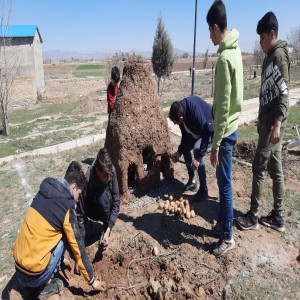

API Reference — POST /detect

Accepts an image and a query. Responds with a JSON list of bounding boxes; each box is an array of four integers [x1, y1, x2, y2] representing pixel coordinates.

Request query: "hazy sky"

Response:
[[9, 0, 300, 54]]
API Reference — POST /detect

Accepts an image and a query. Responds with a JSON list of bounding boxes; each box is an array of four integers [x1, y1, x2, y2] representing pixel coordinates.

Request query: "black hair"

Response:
[[256, 11, 278, 37], [94, 148, 113, 175], [111, 66, 120, 83], [169, 101, 184, 122], [206, 0, 227, 33], [64, 161, 87, 191]]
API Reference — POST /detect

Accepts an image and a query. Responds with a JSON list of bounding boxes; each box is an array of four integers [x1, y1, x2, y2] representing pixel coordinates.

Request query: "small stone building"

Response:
[[0, 25, 45, 105], [105, 61, 173, 197]]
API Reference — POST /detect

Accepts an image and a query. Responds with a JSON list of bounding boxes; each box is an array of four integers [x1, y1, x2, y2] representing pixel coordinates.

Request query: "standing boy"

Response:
[[107, 66, 120, 117], [169, 96, 214, 201], [206, 0, 243, 256], [13, 161, 103, 299], [236, 12, 289, 232]]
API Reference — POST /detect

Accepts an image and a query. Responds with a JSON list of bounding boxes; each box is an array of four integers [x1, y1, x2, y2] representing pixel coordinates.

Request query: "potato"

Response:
[[153, 246, 159, 256], [185, 211, 191, 219], [159, 202, 164, 209], [184, 200, 189, 206], [190, 210, 196, 218], [169, 195, 173, 201]]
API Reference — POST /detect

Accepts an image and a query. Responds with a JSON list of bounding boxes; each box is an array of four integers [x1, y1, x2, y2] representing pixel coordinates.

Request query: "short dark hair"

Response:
[[169, 101, 184, 122], [64, 161, 86, 191], [94, 148, 113, 175], [206, 0, 227, 33], [111, 66, 120, 83], [256, 12, 278, 37]]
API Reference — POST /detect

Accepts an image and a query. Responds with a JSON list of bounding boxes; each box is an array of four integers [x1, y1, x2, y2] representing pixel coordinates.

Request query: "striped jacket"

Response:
[[13, 178, 94, 284]]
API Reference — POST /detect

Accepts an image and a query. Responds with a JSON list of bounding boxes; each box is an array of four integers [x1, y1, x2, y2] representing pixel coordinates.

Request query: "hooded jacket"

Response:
[[259, 40, 290, 124], [13, 178, 94, 285], [76, 164, 120, 237], [177, 96, 213, 158], [213, 29, 244, 149]]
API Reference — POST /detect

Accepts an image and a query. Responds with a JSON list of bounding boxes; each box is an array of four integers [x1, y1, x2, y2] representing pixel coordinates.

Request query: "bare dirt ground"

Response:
[[2, 134, 300, 300], [1, 61, 299, 299]]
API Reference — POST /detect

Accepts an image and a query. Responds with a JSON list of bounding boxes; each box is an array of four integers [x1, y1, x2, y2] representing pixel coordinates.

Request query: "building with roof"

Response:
[[0, 25, 44, 105]]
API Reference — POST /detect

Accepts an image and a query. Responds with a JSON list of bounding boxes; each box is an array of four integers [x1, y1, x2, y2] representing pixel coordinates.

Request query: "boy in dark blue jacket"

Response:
[[169, 96, 214, 201]]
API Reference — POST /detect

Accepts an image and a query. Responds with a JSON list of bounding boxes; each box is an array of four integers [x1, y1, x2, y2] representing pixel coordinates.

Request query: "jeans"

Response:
[[250, 122, 285, 214], [15, 237, 66, 288], [216, 130, 237, 240], [183, 135, 213, 192]]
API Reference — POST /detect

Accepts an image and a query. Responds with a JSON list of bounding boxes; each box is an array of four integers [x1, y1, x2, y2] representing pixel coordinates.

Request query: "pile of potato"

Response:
[[158, 195, 196, 219]]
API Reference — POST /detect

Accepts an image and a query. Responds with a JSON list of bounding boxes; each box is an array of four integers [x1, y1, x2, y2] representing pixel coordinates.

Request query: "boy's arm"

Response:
[[107, 167, 120, 230], [63, 208, 94, 285], [273, 53, 289, 122], [212, 57, 231, 150]]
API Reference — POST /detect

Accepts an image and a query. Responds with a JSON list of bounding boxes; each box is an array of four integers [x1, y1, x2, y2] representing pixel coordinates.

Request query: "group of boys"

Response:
[[12, 0, 290, 299], [169, 1, 289, 257]]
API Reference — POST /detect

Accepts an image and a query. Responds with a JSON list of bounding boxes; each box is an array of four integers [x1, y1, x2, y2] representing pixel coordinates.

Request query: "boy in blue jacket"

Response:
[[169, 95, 214, 201]]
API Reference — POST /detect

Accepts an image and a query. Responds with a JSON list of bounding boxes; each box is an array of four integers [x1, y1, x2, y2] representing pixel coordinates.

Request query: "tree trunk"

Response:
[[3, 113, 9, 136], [157, 77, 161, 96]]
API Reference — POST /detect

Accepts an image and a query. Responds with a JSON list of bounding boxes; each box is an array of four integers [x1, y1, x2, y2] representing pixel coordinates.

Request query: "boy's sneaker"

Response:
[[193, 189, 208, 202], [38, 278, 64, 299], [182, 178, 197, 192], [260, 210, 285, 232], [236, 210, 259, 230], [212, 238, 235, 257]]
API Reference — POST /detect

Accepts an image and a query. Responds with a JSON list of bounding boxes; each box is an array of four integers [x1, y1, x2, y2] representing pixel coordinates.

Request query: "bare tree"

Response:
[[202, 48, 209, 69], [287, 26, 300, 61], [0, 0, 19, 136], [151, 15, 175, 95], [253, 40, 265, 67]]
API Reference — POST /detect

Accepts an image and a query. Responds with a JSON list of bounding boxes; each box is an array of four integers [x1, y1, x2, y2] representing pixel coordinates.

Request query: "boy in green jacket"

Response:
[[236, 12, 289, 233], [206, 0, 243, 257]]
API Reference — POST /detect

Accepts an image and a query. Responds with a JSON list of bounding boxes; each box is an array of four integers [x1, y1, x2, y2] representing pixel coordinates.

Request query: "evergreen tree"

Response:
[[151, 16, 174, 95]]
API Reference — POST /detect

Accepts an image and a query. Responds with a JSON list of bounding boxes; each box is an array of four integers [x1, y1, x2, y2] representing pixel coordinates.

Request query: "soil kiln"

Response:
[[105, 61, 173, 196]]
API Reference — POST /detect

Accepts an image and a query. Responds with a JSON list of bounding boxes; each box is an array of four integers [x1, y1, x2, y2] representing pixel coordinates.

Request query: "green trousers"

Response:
[[250, 121, 286, 215]]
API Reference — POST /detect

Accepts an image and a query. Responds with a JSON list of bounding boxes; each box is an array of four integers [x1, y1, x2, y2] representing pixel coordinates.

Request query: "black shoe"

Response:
[[193, 189, 208, 202], [38, 278, 63, 299], [182, 178, 197, 192], [236, 210, 259, 230], [260, 210, 285, 232]]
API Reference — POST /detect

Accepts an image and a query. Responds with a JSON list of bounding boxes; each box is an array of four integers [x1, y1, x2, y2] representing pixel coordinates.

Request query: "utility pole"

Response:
[[191, 0, 198, 95]]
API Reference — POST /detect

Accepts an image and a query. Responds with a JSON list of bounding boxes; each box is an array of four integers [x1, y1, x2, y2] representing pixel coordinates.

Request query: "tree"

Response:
[[253, 40, 265, 67], [0, 0, 18, 136], [287, 26, 300, 61], [151, 15, 174, 95]]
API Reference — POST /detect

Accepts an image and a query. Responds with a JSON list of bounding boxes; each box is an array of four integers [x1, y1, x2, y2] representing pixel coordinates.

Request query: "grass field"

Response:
[[73, 64, 105, 77]]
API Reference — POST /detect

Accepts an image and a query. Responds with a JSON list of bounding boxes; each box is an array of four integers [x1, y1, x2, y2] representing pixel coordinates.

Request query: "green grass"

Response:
[[9, 102, 79, 124], [73, 64, 105, 77], [243, 81, 260, 100]]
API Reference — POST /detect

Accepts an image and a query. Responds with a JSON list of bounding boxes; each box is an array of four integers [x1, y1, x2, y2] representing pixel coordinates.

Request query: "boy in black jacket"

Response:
[[169, 96, 214, 201], [77, 148, 120, 248]]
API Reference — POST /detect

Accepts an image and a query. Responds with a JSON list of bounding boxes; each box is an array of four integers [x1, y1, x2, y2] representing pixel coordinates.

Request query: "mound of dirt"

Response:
[[234, 139, 256, 163]]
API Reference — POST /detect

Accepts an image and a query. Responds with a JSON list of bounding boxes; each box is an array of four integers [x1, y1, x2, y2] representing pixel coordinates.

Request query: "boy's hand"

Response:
[[191, 159, 200, 170], [101, 228, 111, 248], [210, 148, 219, 168], [92, 279, 106, 291], [171, 152, 181, 163], [270, 121, 281, 144]]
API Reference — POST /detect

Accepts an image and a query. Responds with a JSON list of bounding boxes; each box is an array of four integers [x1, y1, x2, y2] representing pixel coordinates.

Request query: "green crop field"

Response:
[[73, 64, 105, 77]]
